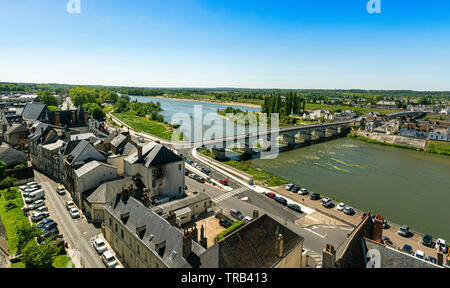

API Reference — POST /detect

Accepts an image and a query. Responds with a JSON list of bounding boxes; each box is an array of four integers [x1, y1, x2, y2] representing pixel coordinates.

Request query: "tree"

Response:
[[22, 239, 59, 268], [83, 103, 106, 120], [39, 90, 58, 106], [0, 161, 6, 180], [16, 223, 39, 253]]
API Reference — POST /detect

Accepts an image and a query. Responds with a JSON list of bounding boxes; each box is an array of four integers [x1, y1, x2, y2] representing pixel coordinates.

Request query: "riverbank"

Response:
[[154, 96, 262, 108], [349, 131, 450, 156], [111, 112, 175, 141], [198, 149, 287, 187]]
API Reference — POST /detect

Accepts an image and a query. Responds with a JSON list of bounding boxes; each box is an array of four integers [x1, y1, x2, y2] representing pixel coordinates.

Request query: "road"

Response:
[[34, 171, 104, 268]]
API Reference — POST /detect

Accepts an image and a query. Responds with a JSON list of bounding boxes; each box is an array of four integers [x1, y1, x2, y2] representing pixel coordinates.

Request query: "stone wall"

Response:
[[357, 131, 428, 150]]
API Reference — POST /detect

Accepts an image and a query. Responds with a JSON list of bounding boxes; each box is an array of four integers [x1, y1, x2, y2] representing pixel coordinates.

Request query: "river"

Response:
[[132, 96, 450, 239], [244, 137, 450, 240]]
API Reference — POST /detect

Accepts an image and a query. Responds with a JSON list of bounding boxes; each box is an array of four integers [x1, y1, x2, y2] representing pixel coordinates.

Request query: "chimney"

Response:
[[200, 225, 208, 249], [167, 211, 177, 226], [120, 187, 130, 201], [322, 244, 336, 268], [137, 145, 143, 158], [276, 234, 284, 258], [373, 214, 384, 244], [182, 226, 197, 259]]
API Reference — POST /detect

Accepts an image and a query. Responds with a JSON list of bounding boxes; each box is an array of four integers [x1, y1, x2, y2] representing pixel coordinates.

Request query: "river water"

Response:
[[133, 96, 450, 239], [244, 137, 450, 239]]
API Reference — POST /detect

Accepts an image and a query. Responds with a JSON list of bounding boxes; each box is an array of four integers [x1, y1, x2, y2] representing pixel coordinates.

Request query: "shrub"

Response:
[[215, 221, 245, 242]]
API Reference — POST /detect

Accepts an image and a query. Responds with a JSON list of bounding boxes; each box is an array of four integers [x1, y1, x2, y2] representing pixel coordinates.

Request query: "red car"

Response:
[[219, 179, 228, 186], [265, 192, 276, 199]]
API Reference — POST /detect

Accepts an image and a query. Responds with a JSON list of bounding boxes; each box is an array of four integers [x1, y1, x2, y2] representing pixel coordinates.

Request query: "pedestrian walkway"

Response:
[[212, 187, 248, 204]]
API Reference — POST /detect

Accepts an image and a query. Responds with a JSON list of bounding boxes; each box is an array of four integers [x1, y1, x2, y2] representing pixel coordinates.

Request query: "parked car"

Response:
[[427, 256, 437, 264], [436, 239, 448, 253], [230, 209, 243, 221], [287, 203, 302, 213], [219, 217, 232, 228], [402, 244, 413, 254], [189, 174, 197, 180], [36, 219, 54, 229], [70, 208, 81, 219], [322, 198, 333, 208], [422, 234, 433, 247], [243, 216, 254, 224], [292, 186, 301, 193], [186, 160, 193, 164], [398, 225, 410, 237], [56, 186, 66, 195], [23, 187, 40, 197], [43, 221, 58, 231], [382, 236, 393, 245], [337, 203, 346, 211], [25, 189, 45, 203], [196, 176, 205, 183], [202, 168, 211, 174], [274, 196, 288, 206], [298, 188, 309, 195], [20, 182, 38, 190], [383, 220, 389, 229], [31, 211, 50, 222], [344, 206, 354, 215], [265, 192, 276, 199], [65, 201, 76, 211], [361, 212, 369, 219], [39, 228, 59, 241], [28, 199, 45, 210], [415, 250, 425, 260], [93, 238, 108, 254], [102, 251, 117, 268], [310, 193, 321, 200], [185, 169, 189, 176], [36, 206, 48, 213], [285, 184, 295, 191], [219, 179, 228, 186], [137, 137, 145, 143]]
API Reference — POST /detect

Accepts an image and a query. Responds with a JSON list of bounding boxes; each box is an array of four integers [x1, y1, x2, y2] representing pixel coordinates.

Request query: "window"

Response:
[[137, 245, 140, 256], [115, 223, 118, 232], [109, 217, 112, 227], [152, 179, 155, 188], [159, 178, 162, 186], [121, 229, 124, 239], [178, 164, 181, 171], [178, 187, 182, 194], [152, 169, 156, 176]]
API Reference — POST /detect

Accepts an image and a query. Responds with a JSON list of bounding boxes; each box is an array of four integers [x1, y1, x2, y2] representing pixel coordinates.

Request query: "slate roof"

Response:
[[21, 103, 48, 121], [85, 177, 137, 204], [125, 142, 182, 167], [41, 139, 65, 151], [75, 160, 117, 178], [121, 142, 135, 156], [111, 134, 127, 148], [5, 123, 28, 135], [153, 192, 211, 215], [105, 196, 205, 268], [70, 133, 96, 141], [0, 144, 27, 167], [216, 214, 304, 268]]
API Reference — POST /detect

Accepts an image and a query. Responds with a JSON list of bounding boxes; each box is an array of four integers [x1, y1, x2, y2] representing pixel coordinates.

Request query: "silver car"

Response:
[[28, 200, 45, 210], [102, 251, 117, 268]]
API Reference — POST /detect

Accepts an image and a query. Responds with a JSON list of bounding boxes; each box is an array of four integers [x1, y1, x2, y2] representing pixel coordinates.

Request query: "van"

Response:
[[25, 189, 45, 204], [230, 209, 243, 221]]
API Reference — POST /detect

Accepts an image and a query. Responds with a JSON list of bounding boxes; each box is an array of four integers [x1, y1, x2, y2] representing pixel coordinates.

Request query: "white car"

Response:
[[298, 188, 309, 195], [436, 239, 448, 252], [415, 250, 425, 260], [28, 199, 45, 210], [36, 206, 48, 213], [31, 211, 50, 222], [65, 201, 76, 210], [285, 184, 294, 191], [70, 208, 80, 219], [56, 186, 66, 195], [102, 251, 117, 268], [93, 238, 107, 254], [344, 206, 354, 215], [244, 216, 254, 223], [322, 198, 333, 208], [337, 203, 346, 211]]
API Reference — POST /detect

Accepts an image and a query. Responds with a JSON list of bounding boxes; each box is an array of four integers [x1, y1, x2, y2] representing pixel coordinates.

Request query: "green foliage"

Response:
[[69, 86, 119, 107], [39, 90, 58, 106], [22, 240, 59, 268], [0, 161, 6, 180], [114, 95, 131, 113], [0, 177, 18, 189], [0, 198, 29, 254], [112, 112, 173, 141], [215, 221, 245, 241], [14, 164, 26, 169], [83, 103, 106, 120], [16, 223, 39, 253], [48, 106, 62, 111]]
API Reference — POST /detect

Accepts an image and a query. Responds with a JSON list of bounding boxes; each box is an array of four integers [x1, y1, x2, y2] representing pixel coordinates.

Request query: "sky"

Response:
[[0, 0, 449, 90]]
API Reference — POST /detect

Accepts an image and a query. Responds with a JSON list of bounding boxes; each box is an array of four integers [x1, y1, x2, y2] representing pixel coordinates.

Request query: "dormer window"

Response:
[[120, 212, 130, 224], [136, 225, 146, 239]]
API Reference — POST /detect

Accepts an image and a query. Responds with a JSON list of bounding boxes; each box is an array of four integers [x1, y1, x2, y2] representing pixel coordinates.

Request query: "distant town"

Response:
[[0, 82, 448, 269]]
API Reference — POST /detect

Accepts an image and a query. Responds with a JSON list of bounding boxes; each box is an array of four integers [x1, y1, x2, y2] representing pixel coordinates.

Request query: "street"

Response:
[[34, 171, 104, 268]]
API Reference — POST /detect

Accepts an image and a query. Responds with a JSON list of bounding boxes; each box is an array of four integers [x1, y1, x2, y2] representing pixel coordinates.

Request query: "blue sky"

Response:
[[0, 0, 449, 90]]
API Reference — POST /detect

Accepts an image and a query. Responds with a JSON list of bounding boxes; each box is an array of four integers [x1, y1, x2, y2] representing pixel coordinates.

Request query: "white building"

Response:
[[124, 142, 185, 202], [74, 161, 118, 203]]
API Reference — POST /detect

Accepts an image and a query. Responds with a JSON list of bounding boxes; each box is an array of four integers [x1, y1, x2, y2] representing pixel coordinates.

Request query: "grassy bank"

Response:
[[198, 149, 287, 187], [112, 112, 174, 141], [348, 132, 450, 156]]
